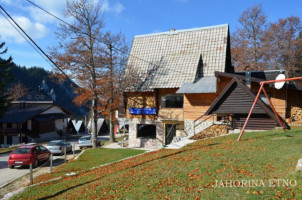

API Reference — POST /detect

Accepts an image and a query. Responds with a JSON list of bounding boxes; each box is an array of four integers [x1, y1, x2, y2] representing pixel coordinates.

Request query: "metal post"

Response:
[[64, 147, 67, 163], [237, 83, 264, 141], [73, 143, 75, 158], [29, 163, 33, 185], [50, 154, 53, 174]]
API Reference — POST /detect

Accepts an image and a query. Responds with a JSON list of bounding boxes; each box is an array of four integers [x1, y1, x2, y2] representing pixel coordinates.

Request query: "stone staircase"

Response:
[[166, 121, 218, 149]]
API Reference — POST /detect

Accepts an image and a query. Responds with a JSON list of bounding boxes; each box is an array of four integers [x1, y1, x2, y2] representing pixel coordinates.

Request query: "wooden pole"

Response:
[[29, 163, 33, 185], [73, 143, 75, 158], [50, 154, 53, 174], [64, 147, 67, 163]]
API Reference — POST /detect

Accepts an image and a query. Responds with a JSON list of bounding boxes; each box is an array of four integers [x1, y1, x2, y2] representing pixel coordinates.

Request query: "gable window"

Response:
[[161, 95, 183, 108]]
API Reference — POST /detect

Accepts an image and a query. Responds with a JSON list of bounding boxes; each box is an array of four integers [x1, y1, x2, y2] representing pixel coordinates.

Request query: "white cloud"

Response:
[[27, 0, 66, 23], [0, 16, 48, 43], [101, 0, 124, 14]]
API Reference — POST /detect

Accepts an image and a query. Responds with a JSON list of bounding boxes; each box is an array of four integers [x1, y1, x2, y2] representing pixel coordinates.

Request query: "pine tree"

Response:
[[0, 42, 13, 117]]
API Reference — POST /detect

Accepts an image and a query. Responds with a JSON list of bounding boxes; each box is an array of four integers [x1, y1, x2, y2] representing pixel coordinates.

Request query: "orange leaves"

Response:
[[265, 164, 277, 171], [187, 172, 202, 180], [215, 167, 226, 173]]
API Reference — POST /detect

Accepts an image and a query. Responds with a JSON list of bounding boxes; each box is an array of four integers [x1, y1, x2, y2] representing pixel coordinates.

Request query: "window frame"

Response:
[[161, 95, 183, 108], [137, 124, 156, 139]]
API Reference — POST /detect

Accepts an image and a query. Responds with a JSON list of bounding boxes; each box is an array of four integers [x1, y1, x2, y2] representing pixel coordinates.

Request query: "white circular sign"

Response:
[[274, 74, 286, 89]]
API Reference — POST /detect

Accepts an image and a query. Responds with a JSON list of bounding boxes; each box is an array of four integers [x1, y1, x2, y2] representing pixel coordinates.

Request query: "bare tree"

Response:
[[263, 16, 302, 76], [100, 32, 128, 143], [232, 4, 267, 71], [50, 0, 105, 148], [10, 81, 28, 100]]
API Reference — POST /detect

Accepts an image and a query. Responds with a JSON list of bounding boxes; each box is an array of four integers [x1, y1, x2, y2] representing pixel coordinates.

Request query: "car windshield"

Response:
[[48, 142, 62, 146], [79, 137, 90, 141], [13, 148, 31, 154]]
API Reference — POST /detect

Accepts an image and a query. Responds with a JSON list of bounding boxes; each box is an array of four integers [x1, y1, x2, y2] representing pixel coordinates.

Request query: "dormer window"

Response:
[[35, 95, 40, 99], [41, 95, 44, 99], [27, 95, 31, 99]]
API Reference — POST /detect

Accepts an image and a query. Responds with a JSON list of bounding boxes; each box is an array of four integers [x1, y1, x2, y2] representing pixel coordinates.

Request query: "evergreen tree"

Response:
[[0, 42, 13, 117]]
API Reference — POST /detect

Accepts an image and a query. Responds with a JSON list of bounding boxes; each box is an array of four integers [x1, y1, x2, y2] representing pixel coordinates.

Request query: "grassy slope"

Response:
[[14, 128, 302, 199], [34, 148, 145, 183]]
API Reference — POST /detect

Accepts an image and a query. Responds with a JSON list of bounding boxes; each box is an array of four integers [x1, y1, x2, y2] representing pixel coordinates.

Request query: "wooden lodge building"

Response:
[[123, 24, 302, 148]]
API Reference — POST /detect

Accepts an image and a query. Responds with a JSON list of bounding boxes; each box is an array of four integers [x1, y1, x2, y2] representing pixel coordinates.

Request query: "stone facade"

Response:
[[128, 118, 164, 148]]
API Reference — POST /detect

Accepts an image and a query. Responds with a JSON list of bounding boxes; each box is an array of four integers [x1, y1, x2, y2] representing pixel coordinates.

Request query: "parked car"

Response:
[[45, 140, 72, 154], [8, 145, 51, 168], [78, 135, 100, 149]]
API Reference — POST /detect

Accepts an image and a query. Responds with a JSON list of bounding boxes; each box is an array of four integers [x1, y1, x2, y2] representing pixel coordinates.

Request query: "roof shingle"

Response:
[[125, 24, 230, 92]]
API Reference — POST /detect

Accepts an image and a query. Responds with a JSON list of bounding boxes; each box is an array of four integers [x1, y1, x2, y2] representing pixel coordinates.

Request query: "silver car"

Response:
[[46, 140, 72, 154], [78, 136, 100, 149]]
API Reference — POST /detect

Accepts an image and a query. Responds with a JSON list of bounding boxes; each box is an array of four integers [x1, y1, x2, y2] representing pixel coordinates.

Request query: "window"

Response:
[[41, 95, 44, 99], [33, 146, 41, 154], [35, 95, 40, 99], [161, 95, 183, 108], [137, 124, 156, 138], [27, 95, 31, 99], [6, 123, 12, 129]]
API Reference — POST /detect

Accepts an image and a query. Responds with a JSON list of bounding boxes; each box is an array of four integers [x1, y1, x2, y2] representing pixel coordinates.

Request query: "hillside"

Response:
[[8, 62, 88, 116], [12, 128, 302, 199]]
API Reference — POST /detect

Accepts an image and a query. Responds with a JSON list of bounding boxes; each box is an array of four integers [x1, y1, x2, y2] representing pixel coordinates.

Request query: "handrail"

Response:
[[193, 114, 216, 135]]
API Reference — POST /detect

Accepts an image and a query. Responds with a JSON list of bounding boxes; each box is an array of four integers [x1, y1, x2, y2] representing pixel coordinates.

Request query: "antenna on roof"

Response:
[[274, 74, 286, 90]]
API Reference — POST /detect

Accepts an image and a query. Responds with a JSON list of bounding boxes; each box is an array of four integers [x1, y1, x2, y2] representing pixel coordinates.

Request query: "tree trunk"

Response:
[[109, 45, 116, 143], [91, 98, 98, 148]]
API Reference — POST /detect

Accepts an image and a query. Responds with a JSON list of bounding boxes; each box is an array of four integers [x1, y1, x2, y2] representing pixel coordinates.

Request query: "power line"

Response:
[[0, 5, 70, 80], [25, 0, 194, 76], [0, 9, 56, 72]]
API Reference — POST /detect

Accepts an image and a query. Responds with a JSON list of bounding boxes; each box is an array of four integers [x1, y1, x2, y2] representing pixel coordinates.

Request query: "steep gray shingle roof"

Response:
[[125, 24, 230, 92]]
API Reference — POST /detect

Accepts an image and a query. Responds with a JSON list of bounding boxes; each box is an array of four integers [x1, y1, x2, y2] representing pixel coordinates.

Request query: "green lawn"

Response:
[[13, 128, 302, 199], [34, 148, 146, 183]]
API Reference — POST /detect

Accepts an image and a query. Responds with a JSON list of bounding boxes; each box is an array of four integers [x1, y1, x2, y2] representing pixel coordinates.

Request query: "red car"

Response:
[[8, 145, 51, 169]]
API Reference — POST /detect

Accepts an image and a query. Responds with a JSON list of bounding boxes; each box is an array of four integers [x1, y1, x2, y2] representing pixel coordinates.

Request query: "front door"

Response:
[[165, 124, 176, 145]]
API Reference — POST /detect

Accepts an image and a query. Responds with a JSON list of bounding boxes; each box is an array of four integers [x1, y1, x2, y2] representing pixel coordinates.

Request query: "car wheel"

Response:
[[34, 159, 39, 168], [8, 165, 14, 169]]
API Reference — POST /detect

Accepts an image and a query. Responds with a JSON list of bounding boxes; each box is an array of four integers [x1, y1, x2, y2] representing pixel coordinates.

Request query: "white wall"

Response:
[[42, 106, 65, 114], [55, 119, 65, 130]]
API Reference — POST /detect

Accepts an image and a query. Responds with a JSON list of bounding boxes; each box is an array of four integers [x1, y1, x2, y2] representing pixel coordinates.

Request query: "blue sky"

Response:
[[0, 0, 302, 71]]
